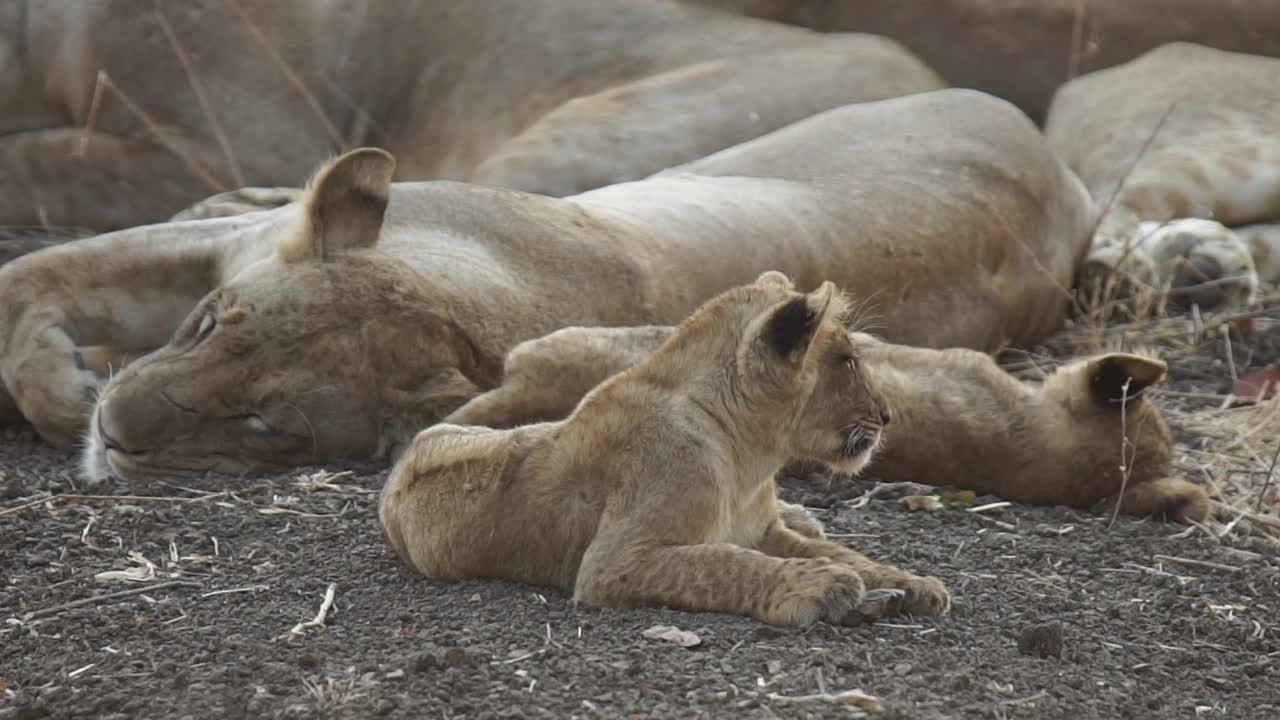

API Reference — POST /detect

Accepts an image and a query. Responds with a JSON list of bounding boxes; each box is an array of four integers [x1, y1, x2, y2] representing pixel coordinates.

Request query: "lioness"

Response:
[[446, 323, 1208, 522], [0, 0, 941, 232], [682, 0, 1280, 123], [379, 272, 951, 625], [0, 90, 1094, 484], [1046, 43, 1280, 309]]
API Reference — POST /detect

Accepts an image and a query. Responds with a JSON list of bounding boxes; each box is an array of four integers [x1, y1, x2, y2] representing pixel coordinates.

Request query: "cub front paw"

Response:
[[895, 574, 951, 617], [770, 560, 866, 627]]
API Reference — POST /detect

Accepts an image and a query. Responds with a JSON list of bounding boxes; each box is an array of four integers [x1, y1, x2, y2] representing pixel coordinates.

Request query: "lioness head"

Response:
[[721, 271, 891, 475], [84, 149, 494, 483]]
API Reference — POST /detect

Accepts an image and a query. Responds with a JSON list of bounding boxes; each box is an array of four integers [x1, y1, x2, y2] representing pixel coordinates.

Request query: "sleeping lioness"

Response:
[[379, 272, 951, 625], [0, 0, 941, 232], [0, 90, 1094, 484]]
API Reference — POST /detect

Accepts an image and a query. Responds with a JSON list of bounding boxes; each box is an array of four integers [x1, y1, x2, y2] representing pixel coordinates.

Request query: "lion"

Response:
[[680, 0, 1280, 124], [0, 90, 1094, 485], [1045, 43, 1280, 309], [445, 321, 1208, 523], [378, 271, 951, 626], [0, 0, 942, 233]]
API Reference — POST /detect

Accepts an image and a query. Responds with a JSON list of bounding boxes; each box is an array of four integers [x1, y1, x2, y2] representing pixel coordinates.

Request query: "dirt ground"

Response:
[[2, 313, 1280, 719]]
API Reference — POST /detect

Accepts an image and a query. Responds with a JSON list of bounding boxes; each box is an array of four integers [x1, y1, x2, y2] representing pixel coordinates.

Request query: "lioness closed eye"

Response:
[[379, 271, 950, 626]]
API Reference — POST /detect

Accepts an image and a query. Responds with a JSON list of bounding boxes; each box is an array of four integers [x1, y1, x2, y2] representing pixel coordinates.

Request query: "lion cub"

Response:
[[379, 272, 950, 626]]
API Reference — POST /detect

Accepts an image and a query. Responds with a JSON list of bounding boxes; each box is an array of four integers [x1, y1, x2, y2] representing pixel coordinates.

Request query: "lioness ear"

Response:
[[762, 282, 836, 360], [1087, 353, 1167, 404], [279, 147, 396, 262]]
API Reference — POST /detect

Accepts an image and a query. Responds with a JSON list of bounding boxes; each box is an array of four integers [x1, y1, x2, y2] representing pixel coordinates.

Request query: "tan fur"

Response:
[[1046, 43, 1280, 309], [0, 0, 942, 232], [0, 90, 1094, 482], [379, 273, 949, 625], [451, 329, 1208, 523], [680, 0, 1280, 124]]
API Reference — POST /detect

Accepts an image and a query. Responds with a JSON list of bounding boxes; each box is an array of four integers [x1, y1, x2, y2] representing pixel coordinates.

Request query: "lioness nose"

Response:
[[879, 406, 892, 426]]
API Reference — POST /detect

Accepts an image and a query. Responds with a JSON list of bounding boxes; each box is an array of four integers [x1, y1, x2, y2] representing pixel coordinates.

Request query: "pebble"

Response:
[[1018, 621, 1065, 659]]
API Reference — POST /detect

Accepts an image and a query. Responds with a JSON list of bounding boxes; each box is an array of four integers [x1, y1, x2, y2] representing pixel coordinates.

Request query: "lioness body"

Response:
[[683, 0, 1280, 123], [0, 0, 941, 231], [1047, 43, 1280, 307], [380, 274, 950, 625], [0, 90, 1095, 483]]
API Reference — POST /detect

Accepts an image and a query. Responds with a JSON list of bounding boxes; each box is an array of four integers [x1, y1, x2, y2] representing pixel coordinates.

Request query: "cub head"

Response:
[[730, 272, 890, 475], [84, 148, 494, 483], [1039, 350, 1197, 517]]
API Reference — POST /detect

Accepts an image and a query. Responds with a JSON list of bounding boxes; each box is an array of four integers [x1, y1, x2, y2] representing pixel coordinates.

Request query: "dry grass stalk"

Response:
[[153, 6, 245, 187]]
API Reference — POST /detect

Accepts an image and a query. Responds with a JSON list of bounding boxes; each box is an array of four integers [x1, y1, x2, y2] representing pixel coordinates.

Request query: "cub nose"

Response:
[[879, 406, 892, 426]]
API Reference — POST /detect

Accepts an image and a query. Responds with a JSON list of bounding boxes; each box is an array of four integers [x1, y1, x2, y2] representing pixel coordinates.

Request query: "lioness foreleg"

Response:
[[574, 538, 869, 627], [756, 521, 951, 618]]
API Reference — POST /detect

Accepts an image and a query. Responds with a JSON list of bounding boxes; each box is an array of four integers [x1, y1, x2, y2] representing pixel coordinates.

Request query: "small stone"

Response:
[[411, 652, 439, 673], [442, 647, 468, 668], [752, 626, 784, 641], [1018, 621, 1064, 659], [765, 660, 783, 675], [24, 552, 53, 568], [893, 662, 912, 676], [296, 654, 321, 671], [1205, 676, 1231, 691], [384, 668, 405, 680]]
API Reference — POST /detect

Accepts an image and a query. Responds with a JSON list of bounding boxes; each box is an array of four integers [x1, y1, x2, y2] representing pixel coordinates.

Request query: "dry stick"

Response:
[[153, 6, 245, 188], [281, 582, 338, 639], [1067, 0, 1087, 81], [1255, 443, 1280, 513], [1108, 378, 1134, 529], [1154, 554, 1243, 574], [0, 492, 226, 518], [1080, 102, 1180, 317], [226, 0, 346, 150], [21, 581, 201, 621], [79, 70, 226, 194]]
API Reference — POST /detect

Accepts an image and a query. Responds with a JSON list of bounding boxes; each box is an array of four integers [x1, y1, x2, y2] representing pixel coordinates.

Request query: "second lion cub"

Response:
[[379, 272, 949, 626]]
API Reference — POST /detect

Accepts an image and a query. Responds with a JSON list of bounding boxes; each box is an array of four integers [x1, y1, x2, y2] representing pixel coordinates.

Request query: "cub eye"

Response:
[[195, 313, 216, 342], [839, 353, 857, 370], [242, 415, 270, 433]]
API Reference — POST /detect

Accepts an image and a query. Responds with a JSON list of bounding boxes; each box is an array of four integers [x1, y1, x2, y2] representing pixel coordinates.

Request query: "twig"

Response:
[[1067, 0, 1087, 80], [21, 581, 201, 621], [1109, 378, 1133, 529], [280, 582, 337, 639], [0, 493, 224, 517], [200, 585, 270, 599], [1153, 554, 1242, 574], [764, 689, 881, 710], [970, 513, 1017, 531], [226, 0, 346, 149], [1255, 443, 1280, 513], [79, 71, 225, 193], [153, 5, 245, 187]]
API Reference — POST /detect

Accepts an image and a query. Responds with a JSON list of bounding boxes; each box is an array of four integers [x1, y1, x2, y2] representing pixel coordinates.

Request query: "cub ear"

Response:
[[762, 281, 836, 360], [279, 147, 396, 263], [754, 270, 795, 291], [1087, 353, 1167, 404]]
